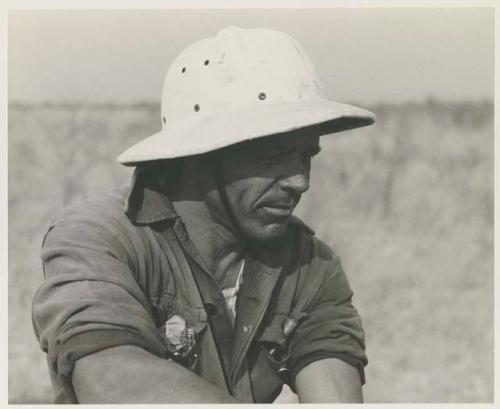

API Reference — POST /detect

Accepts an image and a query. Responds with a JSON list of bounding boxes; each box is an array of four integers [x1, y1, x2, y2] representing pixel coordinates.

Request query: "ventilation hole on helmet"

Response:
[[162, 116, 166, 124], [194, 104, 200, 112], [181, 67, 186, 73], [204, 60, 210, 66], [258, 92, 267, 100]]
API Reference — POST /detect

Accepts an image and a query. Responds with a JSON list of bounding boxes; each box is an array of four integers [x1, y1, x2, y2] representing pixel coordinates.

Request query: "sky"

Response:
[[7, 8, 494, 104]]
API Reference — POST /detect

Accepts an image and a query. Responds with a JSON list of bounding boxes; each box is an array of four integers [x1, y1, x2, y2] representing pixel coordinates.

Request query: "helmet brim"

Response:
[[117, 98, 375, 166]]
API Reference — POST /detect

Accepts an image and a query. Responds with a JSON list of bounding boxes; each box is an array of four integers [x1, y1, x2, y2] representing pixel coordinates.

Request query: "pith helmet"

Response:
[[117, 26, 375, 166]]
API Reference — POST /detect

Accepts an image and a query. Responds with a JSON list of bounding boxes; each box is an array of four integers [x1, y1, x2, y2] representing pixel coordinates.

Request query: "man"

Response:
[[32, 27, 375, 403]]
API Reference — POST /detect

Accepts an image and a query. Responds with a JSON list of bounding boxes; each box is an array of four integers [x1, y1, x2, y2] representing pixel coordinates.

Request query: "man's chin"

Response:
[[247, 221, 289, 243]]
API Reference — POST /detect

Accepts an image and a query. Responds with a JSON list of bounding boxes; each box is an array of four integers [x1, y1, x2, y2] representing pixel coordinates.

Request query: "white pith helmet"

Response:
[[117, 26, 375, 166]]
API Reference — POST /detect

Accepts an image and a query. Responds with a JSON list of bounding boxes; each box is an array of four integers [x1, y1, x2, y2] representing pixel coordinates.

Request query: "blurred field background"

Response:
[[8, 99, 493, 403]]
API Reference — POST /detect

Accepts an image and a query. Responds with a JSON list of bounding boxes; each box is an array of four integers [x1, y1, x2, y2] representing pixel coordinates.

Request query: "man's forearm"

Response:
[[295, 358, 363, 403], [72, 345, 238, 403]]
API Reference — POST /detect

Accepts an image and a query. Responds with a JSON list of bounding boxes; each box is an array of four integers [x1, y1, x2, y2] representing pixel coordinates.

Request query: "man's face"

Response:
[[206, 130, 321, 242]]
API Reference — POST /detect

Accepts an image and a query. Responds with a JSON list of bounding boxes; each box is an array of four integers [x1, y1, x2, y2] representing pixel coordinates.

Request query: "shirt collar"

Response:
[[124, 167, 178, 225]]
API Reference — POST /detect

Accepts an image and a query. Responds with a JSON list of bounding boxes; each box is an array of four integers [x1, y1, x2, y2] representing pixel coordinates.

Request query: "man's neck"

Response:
[[172, 199, 247, 283]]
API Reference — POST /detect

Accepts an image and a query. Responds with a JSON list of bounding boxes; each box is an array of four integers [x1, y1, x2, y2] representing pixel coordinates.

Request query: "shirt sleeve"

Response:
[[287, 242, 367, 389], [32, 212, 168, 401]]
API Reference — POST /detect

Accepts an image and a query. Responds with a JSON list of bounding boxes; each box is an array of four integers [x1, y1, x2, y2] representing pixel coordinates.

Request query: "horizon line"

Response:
[[7, 97, 494, 110]]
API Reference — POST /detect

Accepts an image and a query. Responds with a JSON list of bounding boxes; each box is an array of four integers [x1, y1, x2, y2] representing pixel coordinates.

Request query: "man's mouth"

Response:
[[261, 206, 294, 217], [258, 200, 297, 217]]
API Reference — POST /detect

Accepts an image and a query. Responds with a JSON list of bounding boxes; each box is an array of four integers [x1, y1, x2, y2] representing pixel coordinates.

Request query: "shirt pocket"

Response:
[[258, 311, 309, 386], [149, 291, 176, 327], [155, 296, 207, 371], [259, 313, 289, 373]]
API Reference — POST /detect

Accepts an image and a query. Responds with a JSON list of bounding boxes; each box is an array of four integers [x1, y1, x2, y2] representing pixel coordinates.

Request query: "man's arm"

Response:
[[33, 208, 236, 403], [73, 345, 238, 403], [284, 236, 368, 403], [295, 357, 363, 403]]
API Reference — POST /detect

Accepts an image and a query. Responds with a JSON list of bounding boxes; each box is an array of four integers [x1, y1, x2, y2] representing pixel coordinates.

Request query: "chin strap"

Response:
[[210, 154, 246, 240]]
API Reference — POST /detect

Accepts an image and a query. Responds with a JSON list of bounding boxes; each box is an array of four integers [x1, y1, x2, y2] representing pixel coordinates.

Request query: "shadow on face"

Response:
[[136, 127, 322, 242], [215, 127, 321, 185], [204, 128, 321, 241]]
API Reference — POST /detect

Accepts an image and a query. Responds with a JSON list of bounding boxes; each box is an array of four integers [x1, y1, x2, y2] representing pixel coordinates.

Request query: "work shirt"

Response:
[[32, 169, 367, 403]]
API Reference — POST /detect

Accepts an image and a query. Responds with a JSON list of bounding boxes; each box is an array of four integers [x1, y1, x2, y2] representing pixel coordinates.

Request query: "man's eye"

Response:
[[268, 152, 283, 159], [255, 151, 282, 161]]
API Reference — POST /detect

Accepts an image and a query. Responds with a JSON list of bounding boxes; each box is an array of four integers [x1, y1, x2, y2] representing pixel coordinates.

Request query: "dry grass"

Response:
[[8, 100, 493, 403]]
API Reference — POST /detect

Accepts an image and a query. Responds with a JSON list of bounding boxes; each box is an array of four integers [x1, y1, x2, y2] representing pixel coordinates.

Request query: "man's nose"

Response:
[[278, 156, 310, 195]]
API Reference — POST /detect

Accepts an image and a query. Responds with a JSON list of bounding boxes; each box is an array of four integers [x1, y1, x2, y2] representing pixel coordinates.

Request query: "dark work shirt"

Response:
[[32, 172, 367, 403]]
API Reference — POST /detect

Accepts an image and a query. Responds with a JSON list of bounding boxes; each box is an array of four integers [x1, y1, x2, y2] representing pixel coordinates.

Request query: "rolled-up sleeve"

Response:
[[32, 214, 167, 401], [287, 249, 367, 388]]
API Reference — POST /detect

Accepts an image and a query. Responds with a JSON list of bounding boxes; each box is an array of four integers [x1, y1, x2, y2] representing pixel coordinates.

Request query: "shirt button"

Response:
[[203, 303, 217, 317], [243, 325, 250, 333]]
